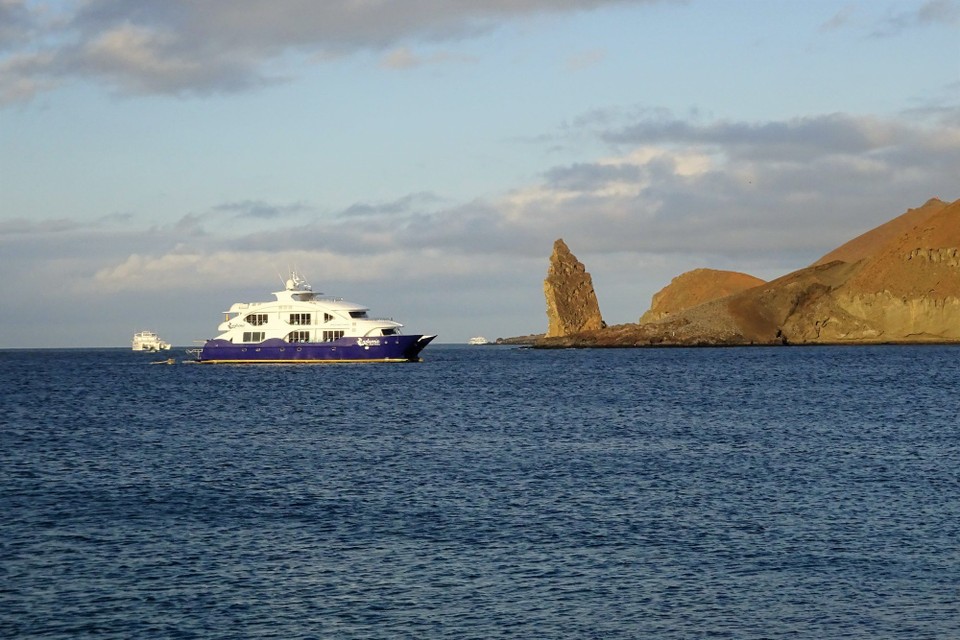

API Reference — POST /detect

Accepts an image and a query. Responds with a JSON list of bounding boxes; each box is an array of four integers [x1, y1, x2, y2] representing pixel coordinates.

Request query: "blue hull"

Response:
[[196, 335, 435, 364]]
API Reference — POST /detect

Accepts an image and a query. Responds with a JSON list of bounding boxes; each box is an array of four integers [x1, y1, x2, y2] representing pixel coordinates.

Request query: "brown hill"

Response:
[[813, 198, 948, 266], [845, 198, 960, 298], [639, 268, 765, 324], [537, 196, 960, 347]]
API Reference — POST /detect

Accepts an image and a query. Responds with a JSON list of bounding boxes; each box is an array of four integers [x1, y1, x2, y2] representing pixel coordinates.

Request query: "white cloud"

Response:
[[0, 51, 59, 104], [0, 0, 676, 103], [34, 109, 960, 291], [380, 46, 421, 69], [379, 46, 478, 69], [598, 147, 714, 177]]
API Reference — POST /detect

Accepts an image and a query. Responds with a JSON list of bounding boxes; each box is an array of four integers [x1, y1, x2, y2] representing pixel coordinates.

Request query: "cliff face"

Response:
[[794, 198, 960, 343], [543, 239, 604, 338], [538, 197, 960, 347]]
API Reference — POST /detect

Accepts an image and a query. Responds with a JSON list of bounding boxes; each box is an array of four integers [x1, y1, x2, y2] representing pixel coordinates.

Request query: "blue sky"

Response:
[[1, 0, 959, 347]]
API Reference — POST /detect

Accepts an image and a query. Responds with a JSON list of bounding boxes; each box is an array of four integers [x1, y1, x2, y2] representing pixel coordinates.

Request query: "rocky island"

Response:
[[535, 197, 960, 347]]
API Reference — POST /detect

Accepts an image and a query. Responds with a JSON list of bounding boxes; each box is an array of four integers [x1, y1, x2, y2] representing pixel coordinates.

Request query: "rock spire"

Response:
[[543, 239, 604, 337]]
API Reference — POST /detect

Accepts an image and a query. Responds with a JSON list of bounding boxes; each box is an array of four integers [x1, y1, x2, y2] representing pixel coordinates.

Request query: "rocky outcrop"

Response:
[[639, 268, 765, 324], [536, 197, 960, 348], [543, 239, 604, 338], [495, 333, 544, 345]]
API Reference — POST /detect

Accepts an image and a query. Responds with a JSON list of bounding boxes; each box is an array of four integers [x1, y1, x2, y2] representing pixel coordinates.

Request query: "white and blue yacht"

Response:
[[193, 272, 434, 363]]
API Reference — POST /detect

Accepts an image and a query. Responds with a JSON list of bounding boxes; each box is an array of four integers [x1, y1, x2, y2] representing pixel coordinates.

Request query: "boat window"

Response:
[[242, 331, 266, 343], [349, 311, 368, 319], [286, 331, 310, 343], [381, 328, 397, 336], [323, 313, 334, 323], [246, 313, 268, 326], [322, 330, 345, 342], [289, 313, 311, 325]]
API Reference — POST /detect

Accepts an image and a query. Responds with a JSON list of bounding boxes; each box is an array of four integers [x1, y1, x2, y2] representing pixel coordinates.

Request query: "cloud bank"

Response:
[[6, 108, 958, 290], [1, 0, 672, 103], [5, 0, 954, 104]]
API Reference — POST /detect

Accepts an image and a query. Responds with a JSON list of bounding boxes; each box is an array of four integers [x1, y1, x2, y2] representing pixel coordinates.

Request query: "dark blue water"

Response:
[[2, 345, 959, 638]]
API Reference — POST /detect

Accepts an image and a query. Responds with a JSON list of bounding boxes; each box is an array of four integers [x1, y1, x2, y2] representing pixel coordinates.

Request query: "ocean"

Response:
[[2, 344, 959, 639]]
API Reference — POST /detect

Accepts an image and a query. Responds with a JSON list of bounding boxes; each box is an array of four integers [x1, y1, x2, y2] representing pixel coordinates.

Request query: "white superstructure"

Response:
[[468, 336, 490, 345], [211, 271, 405, 344], [132, 330, 172, 352]]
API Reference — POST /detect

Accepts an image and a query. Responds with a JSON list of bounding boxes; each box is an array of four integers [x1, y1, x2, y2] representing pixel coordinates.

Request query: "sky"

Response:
[[1, 0, 959, 348]]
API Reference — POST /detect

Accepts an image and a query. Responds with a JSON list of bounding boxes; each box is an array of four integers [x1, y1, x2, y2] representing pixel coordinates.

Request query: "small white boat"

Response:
[[468, 336, 490, 346], [132, 330, 172, 352]]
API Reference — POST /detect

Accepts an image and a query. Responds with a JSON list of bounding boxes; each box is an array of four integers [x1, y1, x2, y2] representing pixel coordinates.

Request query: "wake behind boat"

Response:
[[192, 272, 435, 364]]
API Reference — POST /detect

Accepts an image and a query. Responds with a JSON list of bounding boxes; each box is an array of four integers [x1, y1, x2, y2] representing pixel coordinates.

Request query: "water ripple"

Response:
[[1, 345, 959, 638]]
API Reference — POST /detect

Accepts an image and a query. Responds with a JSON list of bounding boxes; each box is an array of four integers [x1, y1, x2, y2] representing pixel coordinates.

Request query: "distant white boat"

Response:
[[132, 330, 171, 352], [468, 336, 490, 346]]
